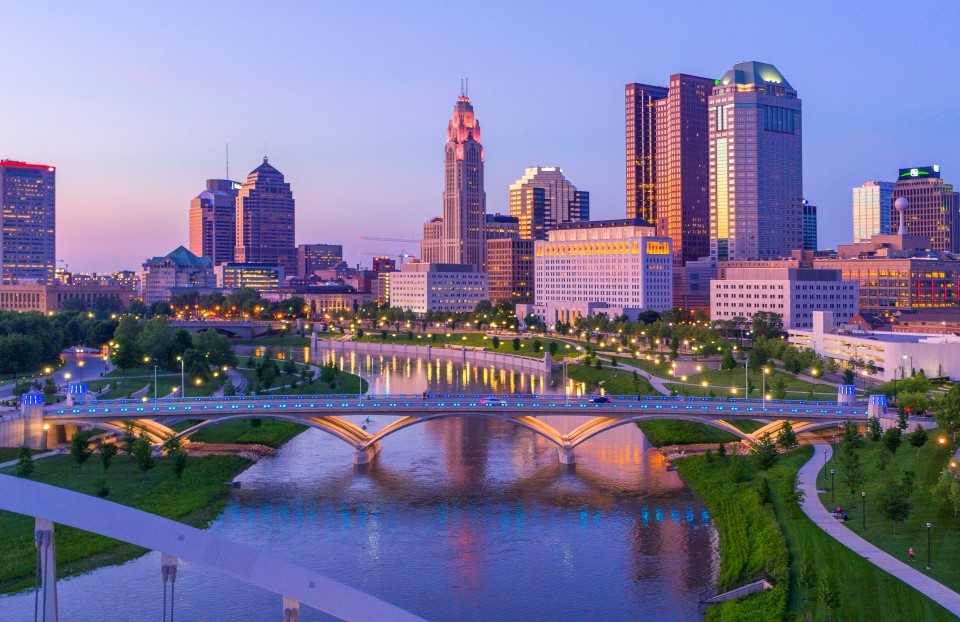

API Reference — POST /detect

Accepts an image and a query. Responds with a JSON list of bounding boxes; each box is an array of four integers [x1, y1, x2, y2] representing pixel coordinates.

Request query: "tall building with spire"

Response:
[[509, 166, 588, 240], [235, 157, 296, 274], [0, 160, 56, 284], [189, 179, 239, 265], [709, 61, 802, 261], [421, 85, 487, 270]]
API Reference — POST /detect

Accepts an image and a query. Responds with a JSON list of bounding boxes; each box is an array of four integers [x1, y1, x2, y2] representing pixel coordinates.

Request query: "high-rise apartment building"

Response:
[[484, 213, 520, 240], [420, 89, 486, 270], [487, 238, 533, 304], [509, 167, 588, 240], [0, 160, 56, 284], [802, 201, 817, 251], [853, 181, 894, 242], [625, 83, 668, 223], [892, 166, 960, 253], [189, 179, 239, 265], [235, 157, 296, 274], [709, 61, 803, 261]]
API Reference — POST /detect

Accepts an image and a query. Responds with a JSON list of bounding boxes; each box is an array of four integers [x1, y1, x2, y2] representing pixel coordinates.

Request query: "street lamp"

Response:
[[762, 367, 770, 411], [177, 356, 185, 399], [926, 522, 932, 569], [153, 365, 159, 402], [78, 360, 85, 382], [903, 354, 914, 377], [831, 469, 836, 504], [861, 491, 866, 531], [702, 380, 708, 397], [744, 358, 749, 399]]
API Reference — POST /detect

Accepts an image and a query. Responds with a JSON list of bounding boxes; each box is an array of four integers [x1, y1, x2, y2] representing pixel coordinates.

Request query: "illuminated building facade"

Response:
[[891, 166, 960, 253], [420, 88, 486, 270], [711, 265, 857, 329], [0, 160, 56, 284], [487, 238, 533, 304], [214, 263, 284, 290], [141, 246, 216, 305], [235, 157, 296, 274], [625, 83, 668, 223], [709, 61, 803, 261], [297, 243, 343, 276], [484, 213, 520, 240], [189, 179, 239, 265], [0, 283, 130, 313], [853, 181, 894, 242], [530, 219, 673, 324], [509, 167, 589, 240]]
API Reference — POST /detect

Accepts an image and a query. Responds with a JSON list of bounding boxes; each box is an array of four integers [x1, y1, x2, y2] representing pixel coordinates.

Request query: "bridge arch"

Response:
[[565, 413, 756, 448], [54, 418, 174, 445]]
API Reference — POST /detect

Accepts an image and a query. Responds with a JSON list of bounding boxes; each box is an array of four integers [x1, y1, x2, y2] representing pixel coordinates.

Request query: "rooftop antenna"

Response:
[[225, 141, 229, 180], [466, 77, 468, 97], [460, 77, 464, 97], [264, 140, 268, 163]]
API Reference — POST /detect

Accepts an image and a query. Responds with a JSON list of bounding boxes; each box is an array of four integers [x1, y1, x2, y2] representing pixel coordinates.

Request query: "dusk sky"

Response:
[[4, 2, 959, 273]]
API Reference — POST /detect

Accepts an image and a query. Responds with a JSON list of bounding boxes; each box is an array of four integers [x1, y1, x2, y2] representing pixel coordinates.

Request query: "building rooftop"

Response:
[[554, 218, 652, 230], [719, 61, 793, 91]]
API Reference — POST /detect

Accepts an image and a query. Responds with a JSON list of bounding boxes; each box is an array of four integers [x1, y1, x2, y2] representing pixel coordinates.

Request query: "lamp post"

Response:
[[926, 522, 932, 569], [153, 365, 159, 402], [830, 469, 835, 504], [861, 491, 866, 530], [177, 356, 185, 399], [744, 358, 749, 399], [762, 367, 770, 412], [702, 380, 709, 398], [903, 354, 914, 377]]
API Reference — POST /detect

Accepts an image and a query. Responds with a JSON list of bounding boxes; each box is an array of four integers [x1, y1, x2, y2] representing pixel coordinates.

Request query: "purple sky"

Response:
[[4, 2, 959, 273]]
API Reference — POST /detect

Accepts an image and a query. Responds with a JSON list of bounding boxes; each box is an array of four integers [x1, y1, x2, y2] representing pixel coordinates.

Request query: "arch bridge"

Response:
[[170, 320, 286, 339], [36, 394, 868, 465]]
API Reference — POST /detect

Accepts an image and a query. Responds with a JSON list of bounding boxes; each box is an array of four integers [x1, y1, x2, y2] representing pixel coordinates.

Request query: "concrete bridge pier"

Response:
[[283, 595, 301, 621], [558, 446, 576, 465], [35, 518, 59, 621], [161, 553, 178, 620], [353, 442, 381, 465], [23, 391, 47, 451]]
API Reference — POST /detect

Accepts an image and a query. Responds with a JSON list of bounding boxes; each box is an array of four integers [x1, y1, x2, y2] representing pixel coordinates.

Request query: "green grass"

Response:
[[0, 453, 250, 594], [818, 431, 960, 592], [0, 448, 41, 463], [236, 363, 367, 396], [236, 335, 312, 347], [677, 447, 956, 621], [636, 420, 740, 446], [171, 418, 306, 448], [564, 360, 655, 396]]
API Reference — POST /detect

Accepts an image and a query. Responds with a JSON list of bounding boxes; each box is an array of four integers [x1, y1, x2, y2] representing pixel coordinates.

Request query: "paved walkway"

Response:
[[0, 450, 61, 469], [797, 438, 960, 617]]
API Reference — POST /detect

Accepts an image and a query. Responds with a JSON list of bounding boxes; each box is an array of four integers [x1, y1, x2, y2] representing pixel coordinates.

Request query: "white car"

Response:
[[481, 397, 502, 404]]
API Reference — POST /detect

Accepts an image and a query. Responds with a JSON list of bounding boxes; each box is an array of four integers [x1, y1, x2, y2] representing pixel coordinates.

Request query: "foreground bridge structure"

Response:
[[0, 474, 425, 622], [26, 394, 876, 465]]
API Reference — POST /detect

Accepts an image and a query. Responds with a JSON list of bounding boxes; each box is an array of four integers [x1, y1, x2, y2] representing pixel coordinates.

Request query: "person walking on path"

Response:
[[909, 548, 916, 562]]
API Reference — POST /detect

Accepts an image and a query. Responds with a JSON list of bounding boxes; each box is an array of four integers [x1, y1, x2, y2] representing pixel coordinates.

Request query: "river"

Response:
[[0, 350, 718, 621]]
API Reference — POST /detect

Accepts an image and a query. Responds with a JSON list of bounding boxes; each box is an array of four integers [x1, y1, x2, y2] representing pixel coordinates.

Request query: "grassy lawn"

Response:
[[170, 418, 306, 448], [636, 420, 740, 446], [86, 365, 227, 400], [0, 453, 250, 594], [818, 430, 960, 592], [236, 363, 366, 396], [677, 447, 955, 621], [0, 448, 41, 463], [236, 335, 312, 347]]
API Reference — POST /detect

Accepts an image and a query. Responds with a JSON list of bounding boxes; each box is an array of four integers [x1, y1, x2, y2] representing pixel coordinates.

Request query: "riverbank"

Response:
[[676, 446, 956, 620]]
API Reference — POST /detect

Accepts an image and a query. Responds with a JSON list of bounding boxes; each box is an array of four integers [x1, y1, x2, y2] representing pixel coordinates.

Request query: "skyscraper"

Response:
[[852, 181, 894, 242], [891, 166, 960, 253], [421, 88, 486, 270], [709, 61, 803, 261], [235, 157, 296, 274], [625, 83, 668, 223], [653, 74, 713, 266], [0, 160, 56, 284], [509, 167, 589, 240], [802, 201, 817, 251], [189, 179, 239, 265]]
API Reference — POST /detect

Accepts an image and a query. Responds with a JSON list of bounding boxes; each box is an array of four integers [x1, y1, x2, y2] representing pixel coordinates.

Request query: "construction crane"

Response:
[[357, 235, 420, 243], [358, 250, 414, 266]]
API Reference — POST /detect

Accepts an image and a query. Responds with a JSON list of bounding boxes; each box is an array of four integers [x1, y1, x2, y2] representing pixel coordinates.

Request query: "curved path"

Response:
[[0, 474, 425, 621], [797, 439, 960, 617]]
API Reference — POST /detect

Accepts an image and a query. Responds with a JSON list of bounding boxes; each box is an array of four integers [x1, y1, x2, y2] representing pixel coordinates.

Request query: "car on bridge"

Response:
[[481, 397, 503, 404], [588, 395, 610, 403]]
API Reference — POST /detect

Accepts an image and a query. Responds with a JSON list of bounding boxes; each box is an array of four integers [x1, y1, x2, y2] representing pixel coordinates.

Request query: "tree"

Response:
[[818, 567, 841, 621], [752, 311, 784, 339], [750, 432, 779, 470], [491, 336, 500, 350], [721, 350, 738, 371], [876, 471, 915, 534], [840, 421, 865, 454], [222, 379, 237, 396], [840, 451, 866, 503], [100, 442, 118, 470], [907, 424, 928, 455], [42, 377, 57, 398], [776, 421, 798, 450], [16, 447, 34, 477], [842, 368, 855, 385], [866, 416, 883, 442], [171, 449, 188, 479], [532, 339, 543, 353], [882, 426, 902, 455], [798, 556, 817, 602], [70, 430, 95, 473], [512, 338, 521, 352], [717, 442, 727, 459], [934, 384, 960, 441], [931, 468, 960, 518], [548, 341, 559, 357], [132, 433, 156, 474], [772, 376, 787, 400]]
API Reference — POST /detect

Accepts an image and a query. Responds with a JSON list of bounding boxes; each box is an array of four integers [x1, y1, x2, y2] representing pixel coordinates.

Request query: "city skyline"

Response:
[[3, 2, 959, 272]]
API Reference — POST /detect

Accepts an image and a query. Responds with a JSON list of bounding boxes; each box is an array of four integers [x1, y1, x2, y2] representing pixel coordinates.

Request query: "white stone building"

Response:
[[389, 262, 487, 315], [525, 219, 673, 325], [711, 265, 858, 329]]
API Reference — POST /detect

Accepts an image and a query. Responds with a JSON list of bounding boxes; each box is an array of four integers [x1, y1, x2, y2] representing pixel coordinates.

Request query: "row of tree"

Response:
[[111, 317, 236, 380]]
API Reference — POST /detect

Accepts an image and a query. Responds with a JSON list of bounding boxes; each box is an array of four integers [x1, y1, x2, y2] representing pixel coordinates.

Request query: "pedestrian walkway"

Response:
[[797, 438, 960, 617], [0, 450, 60, 469]]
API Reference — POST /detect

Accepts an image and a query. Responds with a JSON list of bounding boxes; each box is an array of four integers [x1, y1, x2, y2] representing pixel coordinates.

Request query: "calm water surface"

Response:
[[0, 352, 718, 621]]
